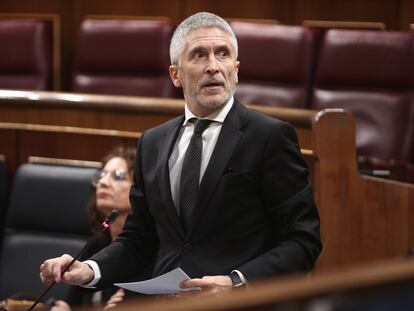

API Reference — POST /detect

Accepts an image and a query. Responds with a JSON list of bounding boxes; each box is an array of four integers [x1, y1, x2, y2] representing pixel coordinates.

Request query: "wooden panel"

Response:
[[400, 0, 414, 30], [19, 132, 123, 163], [312, 110, 414, 270], [0, 123, 139, 178], [293, 0, 399, 30], [184, 0, 292, 23]]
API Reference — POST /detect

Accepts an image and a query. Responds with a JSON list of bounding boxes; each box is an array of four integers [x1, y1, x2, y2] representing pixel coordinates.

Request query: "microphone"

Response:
[[28, 209, 119, 311]]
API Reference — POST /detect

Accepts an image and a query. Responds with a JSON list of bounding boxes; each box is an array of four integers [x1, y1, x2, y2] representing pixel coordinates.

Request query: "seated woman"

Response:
[[52, 146, 137, 311]]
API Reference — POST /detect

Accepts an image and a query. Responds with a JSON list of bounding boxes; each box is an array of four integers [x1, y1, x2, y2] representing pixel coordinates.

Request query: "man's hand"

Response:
[[40, 254, 94, 286], [178, 275, 233, 298]]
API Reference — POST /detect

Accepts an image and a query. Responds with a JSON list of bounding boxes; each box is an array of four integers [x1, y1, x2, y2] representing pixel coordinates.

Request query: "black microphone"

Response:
[[28, 209, 119, 311]]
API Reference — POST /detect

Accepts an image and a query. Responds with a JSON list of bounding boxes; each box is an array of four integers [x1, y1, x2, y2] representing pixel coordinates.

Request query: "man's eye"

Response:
[[218, 50, 229, 58], [193, 51, 204, 59]]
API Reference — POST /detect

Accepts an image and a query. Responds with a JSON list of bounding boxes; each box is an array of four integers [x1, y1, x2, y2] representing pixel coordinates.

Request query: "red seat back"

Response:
[[313, 29, 413, 164], [72, 18, 179, 98], [230, 22, 315, 108], [0, 19, 53, 90]]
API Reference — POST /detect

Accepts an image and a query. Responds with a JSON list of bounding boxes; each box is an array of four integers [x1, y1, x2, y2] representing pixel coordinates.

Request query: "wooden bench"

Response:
[[1, 90, 414, 273]]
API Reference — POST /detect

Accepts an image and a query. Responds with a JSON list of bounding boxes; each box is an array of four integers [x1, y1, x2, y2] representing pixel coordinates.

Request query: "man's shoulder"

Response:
[[143, 115, 183, 138]]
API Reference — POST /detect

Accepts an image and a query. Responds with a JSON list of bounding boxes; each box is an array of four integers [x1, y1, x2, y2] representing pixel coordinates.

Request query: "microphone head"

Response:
[[103, 209, 119, 227]]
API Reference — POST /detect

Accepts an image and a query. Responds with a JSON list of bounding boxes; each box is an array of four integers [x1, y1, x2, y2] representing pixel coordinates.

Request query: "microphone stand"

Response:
[[27, 209, 119, 311]]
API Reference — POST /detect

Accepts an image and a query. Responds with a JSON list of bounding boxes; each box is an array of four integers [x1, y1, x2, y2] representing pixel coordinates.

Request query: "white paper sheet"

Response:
[[114, 268, 197, 295]]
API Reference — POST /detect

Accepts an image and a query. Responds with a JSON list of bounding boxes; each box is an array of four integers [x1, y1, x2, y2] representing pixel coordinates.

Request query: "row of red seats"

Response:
[[1, 17, 414, 182]]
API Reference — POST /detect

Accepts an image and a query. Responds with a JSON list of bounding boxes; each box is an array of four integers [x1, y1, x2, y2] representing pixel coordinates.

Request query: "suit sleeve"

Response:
[[89, 132, 159, 288], [237, 121, 322, 281]]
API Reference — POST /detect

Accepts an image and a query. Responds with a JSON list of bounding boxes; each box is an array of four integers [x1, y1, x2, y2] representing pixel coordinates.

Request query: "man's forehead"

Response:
[[184, 27, 233, 50]]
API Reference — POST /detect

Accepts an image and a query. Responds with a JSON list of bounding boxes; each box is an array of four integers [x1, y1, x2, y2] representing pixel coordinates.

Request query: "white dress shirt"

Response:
[[168, 97, 233, 211]]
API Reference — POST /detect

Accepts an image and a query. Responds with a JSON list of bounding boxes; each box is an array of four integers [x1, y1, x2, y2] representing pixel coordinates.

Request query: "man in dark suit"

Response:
[[40, 12, 321, 296]]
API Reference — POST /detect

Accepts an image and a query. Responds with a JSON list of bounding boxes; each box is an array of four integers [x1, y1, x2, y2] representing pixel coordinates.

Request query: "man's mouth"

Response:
[[202, 81, 224, 89]]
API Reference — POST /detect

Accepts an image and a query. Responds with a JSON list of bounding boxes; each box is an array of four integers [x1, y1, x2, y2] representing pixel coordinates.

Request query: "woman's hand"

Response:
[[50, 300, 71, 311], [104, 289, 125, 310]]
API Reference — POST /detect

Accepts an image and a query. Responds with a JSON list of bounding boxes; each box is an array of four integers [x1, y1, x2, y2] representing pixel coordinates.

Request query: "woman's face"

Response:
[[95, 157, 132, 216]]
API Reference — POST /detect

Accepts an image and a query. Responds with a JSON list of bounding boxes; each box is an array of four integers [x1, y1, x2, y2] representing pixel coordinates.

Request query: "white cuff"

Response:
[[81, 260, 101, 288]]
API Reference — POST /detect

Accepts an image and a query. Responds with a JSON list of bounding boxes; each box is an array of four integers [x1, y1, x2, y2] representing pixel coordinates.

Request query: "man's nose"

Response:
[[205, 55, 219, 73]]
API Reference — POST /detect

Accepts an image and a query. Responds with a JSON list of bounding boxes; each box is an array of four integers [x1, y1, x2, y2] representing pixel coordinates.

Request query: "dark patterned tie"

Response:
[[179, 118, 212, 232]]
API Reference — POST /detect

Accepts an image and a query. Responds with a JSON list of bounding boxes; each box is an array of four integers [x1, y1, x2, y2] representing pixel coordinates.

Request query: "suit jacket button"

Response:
[[183, 243, 192, 253]]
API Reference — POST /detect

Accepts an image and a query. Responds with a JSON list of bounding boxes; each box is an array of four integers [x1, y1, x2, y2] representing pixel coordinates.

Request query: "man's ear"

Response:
[[169, 65, 182, 88], [235, 61, 240, 84]]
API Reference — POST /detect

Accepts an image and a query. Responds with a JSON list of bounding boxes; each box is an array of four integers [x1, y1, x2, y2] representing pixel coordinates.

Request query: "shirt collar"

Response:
[[183, 97, 234, 126]]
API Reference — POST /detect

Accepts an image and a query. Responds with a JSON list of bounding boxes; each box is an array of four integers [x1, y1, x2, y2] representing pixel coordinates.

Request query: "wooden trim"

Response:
[[0, 89, 184, 114], [227, 18, 279, 24], [303, 19, 386, 30], [0, 90, 317, 127], [301, 148, 315, 157], [250, 104, 316, 128], [84, 15, 171, 21], [0, 13, 62, 91], [28, 156, 101, 168], [0, 122, 140, 138]]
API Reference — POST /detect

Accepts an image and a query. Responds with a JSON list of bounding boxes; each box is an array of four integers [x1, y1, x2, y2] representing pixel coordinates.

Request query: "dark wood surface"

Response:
[[1, 91, 414, 273]]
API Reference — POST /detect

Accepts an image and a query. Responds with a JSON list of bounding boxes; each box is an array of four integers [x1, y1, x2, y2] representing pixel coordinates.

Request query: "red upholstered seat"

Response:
[[230, 21, 315, 108], [0, 19, 53, 90], [312, 29, 413, 177], [72, 18, 179, 98]]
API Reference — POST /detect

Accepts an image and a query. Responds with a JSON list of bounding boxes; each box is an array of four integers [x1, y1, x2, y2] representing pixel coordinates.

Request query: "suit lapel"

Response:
[[156, 116, 186, 239], [187, 101, 248, 237]]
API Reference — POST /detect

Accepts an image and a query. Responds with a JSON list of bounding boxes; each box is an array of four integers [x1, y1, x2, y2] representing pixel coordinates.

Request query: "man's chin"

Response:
[[198, 95, 230, 109]]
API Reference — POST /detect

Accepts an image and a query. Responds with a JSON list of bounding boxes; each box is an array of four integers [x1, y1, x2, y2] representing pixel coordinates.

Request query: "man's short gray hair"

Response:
[[169, 12, 238, 65]]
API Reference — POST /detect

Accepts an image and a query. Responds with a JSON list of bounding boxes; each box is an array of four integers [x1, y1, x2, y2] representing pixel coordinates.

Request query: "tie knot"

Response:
[[192, 118, 212, 135]]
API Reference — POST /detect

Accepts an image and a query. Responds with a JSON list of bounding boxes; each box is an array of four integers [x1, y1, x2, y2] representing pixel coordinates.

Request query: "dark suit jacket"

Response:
[[91, 100, 322, 287]]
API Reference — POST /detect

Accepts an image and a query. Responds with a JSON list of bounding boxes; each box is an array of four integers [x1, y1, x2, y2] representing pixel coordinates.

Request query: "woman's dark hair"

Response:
[[86, 146, 136, 235]]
